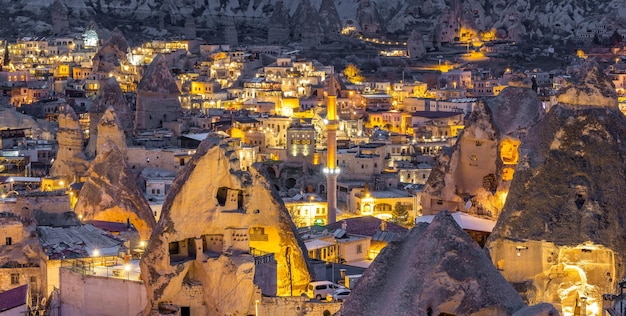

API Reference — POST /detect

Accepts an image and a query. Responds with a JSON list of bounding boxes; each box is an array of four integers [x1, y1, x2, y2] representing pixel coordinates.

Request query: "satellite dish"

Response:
[[465, 200, 472, 210]]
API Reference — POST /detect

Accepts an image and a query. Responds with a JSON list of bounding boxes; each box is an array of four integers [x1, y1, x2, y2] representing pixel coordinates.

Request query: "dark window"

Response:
[[169, 242, 180, 255], [5, 237, 11, 245], [10, 273, 19, 284], [216, 187, 229, 206], [181, 307, 190, 316]]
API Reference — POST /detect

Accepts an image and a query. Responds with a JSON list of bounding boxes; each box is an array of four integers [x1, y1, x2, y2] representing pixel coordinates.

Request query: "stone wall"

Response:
[[13, 193, 71, 217], [59, 268, 147, 316], [0, 266, 41, 293], [126, 147, 188, 173], [253, 254, 277, 296], [257, 296, 341, 316], [0, 220, 24, 244]]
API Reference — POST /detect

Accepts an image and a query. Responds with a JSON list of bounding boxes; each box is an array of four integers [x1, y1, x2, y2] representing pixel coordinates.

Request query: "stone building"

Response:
[[285, 124, 315, 163], [134, 54, 182, 132]]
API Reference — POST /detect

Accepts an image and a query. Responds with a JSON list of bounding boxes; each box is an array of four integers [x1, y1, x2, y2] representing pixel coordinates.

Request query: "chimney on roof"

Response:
[[381, 220, 386, 231], [341, 220, 347, 231]]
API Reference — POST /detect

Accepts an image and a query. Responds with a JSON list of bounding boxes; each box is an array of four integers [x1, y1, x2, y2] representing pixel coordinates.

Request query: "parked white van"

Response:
[[306, 281, 344, 300]]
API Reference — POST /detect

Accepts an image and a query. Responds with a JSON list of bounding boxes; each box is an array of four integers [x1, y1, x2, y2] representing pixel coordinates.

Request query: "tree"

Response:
[[392, 202, 409, 224], [592, 33, 600, 45], [287, 206, 306, 228], [610, 30, 623, 47], [343, 64, 364, 84]]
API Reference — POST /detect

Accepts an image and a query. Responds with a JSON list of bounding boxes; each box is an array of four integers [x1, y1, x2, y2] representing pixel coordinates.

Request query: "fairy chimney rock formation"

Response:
[[421, 86, 543, 219], [134, 54, 181, 132], [339, 210, 526, 316], [50, 106, 88, 183], [74, 141, 156, 240], [92, 28, 129, 73], [557, 60, 618, 109], [140, 136, 312, 316], [95, 106, 127, 155], [86, 77, 132, 158], [291, 0, 322, 47], [50, 0, 70, 35], [318, 0, 342, 34], [487, 61, 626, 314], [267, 1, 290, 44], [407, 30, 426, 58]]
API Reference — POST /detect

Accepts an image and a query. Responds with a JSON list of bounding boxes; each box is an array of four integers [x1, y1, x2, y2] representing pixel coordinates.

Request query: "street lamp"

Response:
[[124, 264, 131, 280], [255, 299, 260, 316]]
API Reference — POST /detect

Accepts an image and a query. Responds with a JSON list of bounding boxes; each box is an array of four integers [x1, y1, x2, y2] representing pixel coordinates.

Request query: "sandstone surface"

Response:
[[50, 105, 89, 183], [407, 29, 426, 59], [339, 210, 526, 316], [2, 0, 624, 46], [557, 61, 619, 109], [134, 54, 182, 131], [421, 86, 544, 219], [267, 1, 290, 44], [74, 141, 156, 240], [488, 61, 626, 315], [85, 77, 132, 158], [91, 27, 129, 74], [95, 106, 127, 155], [140, 136, 312, 315]]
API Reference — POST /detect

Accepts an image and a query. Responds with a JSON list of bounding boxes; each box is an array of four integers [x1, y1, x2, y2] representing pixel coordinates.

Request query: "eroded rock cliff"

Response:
[[140, 136, 312, 316], [487, 61, 626, 315], [50, 105, 89, 183], [339, 210, 527, 316], [421, 85, 544, 219], [74, 141, 156, 240]]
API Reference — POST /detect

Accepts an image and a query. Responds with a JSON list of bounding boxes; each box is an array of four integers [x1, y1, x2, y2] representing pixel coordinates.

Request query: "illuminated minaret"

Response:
[[324, 73, 339, 224]]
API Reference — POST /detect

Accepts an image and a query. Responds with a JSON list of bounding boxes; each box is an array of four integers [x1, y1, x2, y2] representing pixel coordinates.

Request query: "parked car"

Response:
[[326, 289, 351, 302], [306, 281, 344, 300]]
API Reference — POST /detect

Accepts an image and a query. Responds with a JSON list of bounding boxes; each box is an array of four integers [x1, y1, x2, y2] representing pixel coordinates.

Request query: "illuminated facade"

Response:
[[353, 187, 415, 220], [283, 194, 328, 227], [286, 124, 315, 163]]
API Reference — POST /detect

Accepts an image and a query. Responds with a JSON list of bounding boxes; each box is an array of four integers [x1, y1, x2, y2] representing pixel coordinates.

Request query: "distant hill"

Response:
[[2, 0, 625, 45]]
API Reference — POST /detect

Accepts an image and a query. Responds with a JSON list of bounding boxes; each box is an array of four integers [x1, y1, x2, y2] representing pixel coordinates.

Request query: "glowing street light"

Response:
[[255, 299, 260, 316], [125, 264, 131, 280]]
